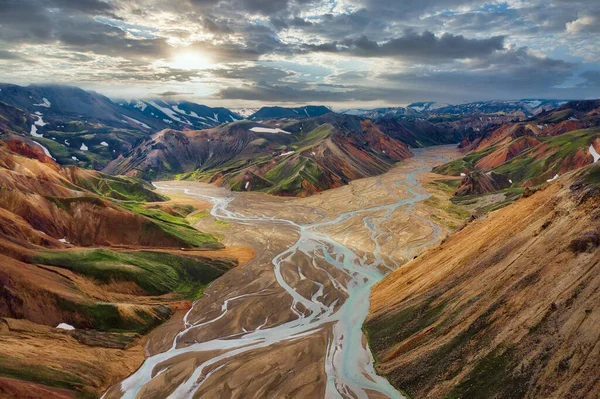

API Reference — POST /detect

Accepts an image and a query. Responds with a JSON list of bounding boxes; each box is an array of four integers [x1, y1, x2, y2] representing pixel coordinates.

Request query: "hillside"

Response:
[[434, 100, 600, 197], [0, 137, 250, 398], [0, 84, 242, 170], [104, 114, 413, 197], [366, 163, 600, 398]]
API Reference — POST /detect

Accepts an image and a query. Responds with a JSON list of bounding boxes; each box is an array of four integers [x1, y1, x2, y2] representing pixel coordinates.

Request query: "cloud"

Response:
[[301, 31, 505, 62], [566, 12, 600, 34]]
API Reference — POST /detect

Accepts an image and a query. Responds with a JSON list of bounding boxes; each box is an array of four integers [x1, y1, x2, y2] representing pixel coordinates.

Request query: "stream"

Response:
[[105, 148, 451, 399]]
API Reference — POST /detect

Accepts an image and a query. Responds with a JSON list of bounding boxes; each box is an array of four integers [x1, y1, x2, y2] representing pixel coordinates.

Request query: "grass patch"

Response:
[[33, 249, 235, 296]]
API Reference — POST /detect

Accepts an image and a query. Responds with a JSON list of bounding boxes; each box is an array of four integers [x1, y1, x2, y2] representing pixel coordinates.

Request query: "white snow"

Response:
[[30, 124, 43, 138], [58, 238, 70, 243], [460, 173, 466, 177], [32, 141, 55, 160], [537, 124, 543, 130], [33, 113, 47, 126], [148, 101, 186, 123], [250, 127, 291, 135], [568, 116, 578, 121], [100, 141, 109, 147], [589, 144, 600, 163], [123, 115, 151, 129], [133, 100, 147, 111], [213, 112, 219, 122], [229, 115, 239, 122], [279, 151, 295, 157], [56, 323, 75, 330], [304, 108, 310, 117], [244, 181, 250, 190], [163, 118, 173, 124], [64, 139, 70, 146], [526, 100, 542, 108], [546, 174, 559, 182], [509, 179, 513, 184], [80, 143, 88, 151], [33, 97, 51, 108], [71, 156, 79, 161], [311, 151, 316, 156]]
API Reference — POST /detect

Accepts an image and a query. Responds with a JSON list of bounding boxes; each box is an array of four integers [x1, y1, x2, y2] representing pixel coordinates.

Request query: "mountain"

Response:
[[434, 100, 600, 196], [340, 99, 566, 120], [366, 163, 600, 398], [248, 105, 331, 120], [104, 113, 413, 197], [0, 84, 241, 170], [118, 99, 242, 128], [0, 136, 248, 398]]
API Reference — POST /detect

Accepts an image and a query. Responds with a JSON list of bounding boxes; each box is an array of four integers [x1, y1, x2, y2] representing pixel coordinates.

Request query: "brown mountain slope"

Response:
[[104, 114, 412, 197], [366, 163, 600, 398], [0, 138, 251, 398]]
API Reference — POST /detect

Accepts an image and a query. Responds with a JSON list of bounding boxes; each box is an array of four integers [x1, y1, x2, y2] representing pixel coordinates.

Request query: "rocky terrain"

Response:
[[104, 114, 413, 196], [366, 162, 600, 398], [0, 137, 252, 399], [434, 100, 600, 199]]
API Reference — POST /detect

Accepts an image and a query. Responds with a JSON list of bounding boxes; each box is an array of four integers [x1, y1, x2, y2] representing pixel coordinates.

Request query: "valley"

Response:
[[101, 145, 464, 398]]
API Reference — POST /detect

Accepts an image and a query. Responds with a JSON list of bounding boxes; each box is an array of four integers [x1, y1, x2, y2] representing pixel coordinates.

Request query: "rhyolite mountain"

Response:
[[104, 113, 413, 196], [434, 100, 600, 196], [0, 135, 247, 398], [0, 84, 241, 170], [366, 162, 600, 398]]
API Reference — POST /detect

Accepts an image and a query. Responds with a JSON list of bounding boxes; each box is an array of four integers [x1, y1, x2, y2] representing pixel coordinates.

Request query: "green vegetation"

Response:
[[0, 356, 92, 398], [120, 201, 220, 247], [33, 249, 235, 296], [75, 173, 167, 202], [434, 146, 496, 176], [365, 299, 449, 353], [446, 347, 529, 399]]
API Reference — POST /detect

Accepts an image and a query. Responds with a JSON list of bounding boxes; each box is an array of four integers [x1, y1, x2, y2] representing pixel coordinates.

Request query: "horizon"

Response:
[[1, 0, 599, 108], [0, 81, 594, 111]]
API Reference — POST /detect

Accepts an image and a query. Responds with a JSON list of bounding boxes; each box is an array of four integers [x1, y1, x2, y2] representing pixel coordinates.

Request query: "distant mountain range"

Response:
[[0, 82, 591, 196], [340, 99, 567, 119]]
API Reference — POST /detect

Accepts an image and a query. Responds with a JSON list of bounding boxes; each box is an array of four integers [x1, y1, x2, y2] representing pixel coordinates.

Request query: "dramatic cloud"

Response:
[[0, 0, 598, 105]]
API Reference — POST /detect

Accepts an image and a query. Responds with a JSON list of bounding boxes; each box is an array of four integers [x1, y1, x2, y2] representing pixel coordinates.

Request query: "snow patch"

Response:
[[64, 139, 70, 146], [100, 141, 109, 147], [546, 174, 559, 182], [509, 179, 513, 184], [133, 100, 147, 111], [32, 141, 55, 160], [58, 238, 70, 243], [460, 173, 466, 177], [244, 181, 250, 190], [589, 144, 600, 163], [80, 143, 88, 151], [30, 124, 43, 138], [249, 127, 291, 135], [148, 101, 186, 123], [123, 115, 151, 129], [279, 151, 295, 157], [56, 323, 75, 330], [71, 156, 79, 161], [34, 97, 51, 108]]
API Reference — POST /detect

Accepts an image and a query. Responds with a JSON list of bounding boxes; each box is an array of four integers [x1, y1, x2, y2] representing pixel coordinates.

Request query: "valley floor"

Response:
[[101, 145, 466, 398]]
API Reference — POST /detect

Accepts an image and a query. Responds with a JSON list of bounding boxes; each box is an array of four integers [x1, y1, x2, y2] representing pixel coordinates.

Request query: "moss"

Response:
[[445, 347, 529, 399], [33, 249, 234, 297], [0, 356, 90, 394]]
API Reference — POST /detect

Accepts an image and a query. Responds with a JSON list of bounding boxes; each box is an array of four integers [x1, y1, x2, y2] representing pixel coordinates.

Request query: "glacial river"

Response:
[[103, 148, 452, 399]]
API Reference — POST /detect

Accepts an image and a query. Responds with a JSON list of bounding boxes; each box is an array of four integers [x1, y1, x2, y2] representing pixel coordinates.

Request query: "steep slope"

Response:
[[0, 84, 241, 170], [104, 114, 413, 196], [366, 164, 600, 398], [0, 138, 249, 398], [434, 100, 600, 196]]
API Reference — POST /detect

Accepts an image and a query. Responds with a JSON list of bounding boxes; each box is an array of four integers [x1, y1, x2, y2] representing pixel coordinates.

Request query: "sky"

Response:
[[0, 0, 599, 108]]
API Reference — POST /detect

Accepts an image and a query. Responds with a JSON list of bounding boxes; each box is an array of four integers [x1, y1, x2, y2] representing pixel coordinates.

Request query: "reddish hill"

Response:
[[104, 114, 413, 197], [367, 164, 600, 398]]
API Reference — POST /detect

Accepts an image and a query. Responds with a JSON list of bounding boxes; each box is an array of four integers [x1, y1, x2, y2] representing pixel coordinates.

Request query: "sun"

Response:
[[168, 52, 212, 70]]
